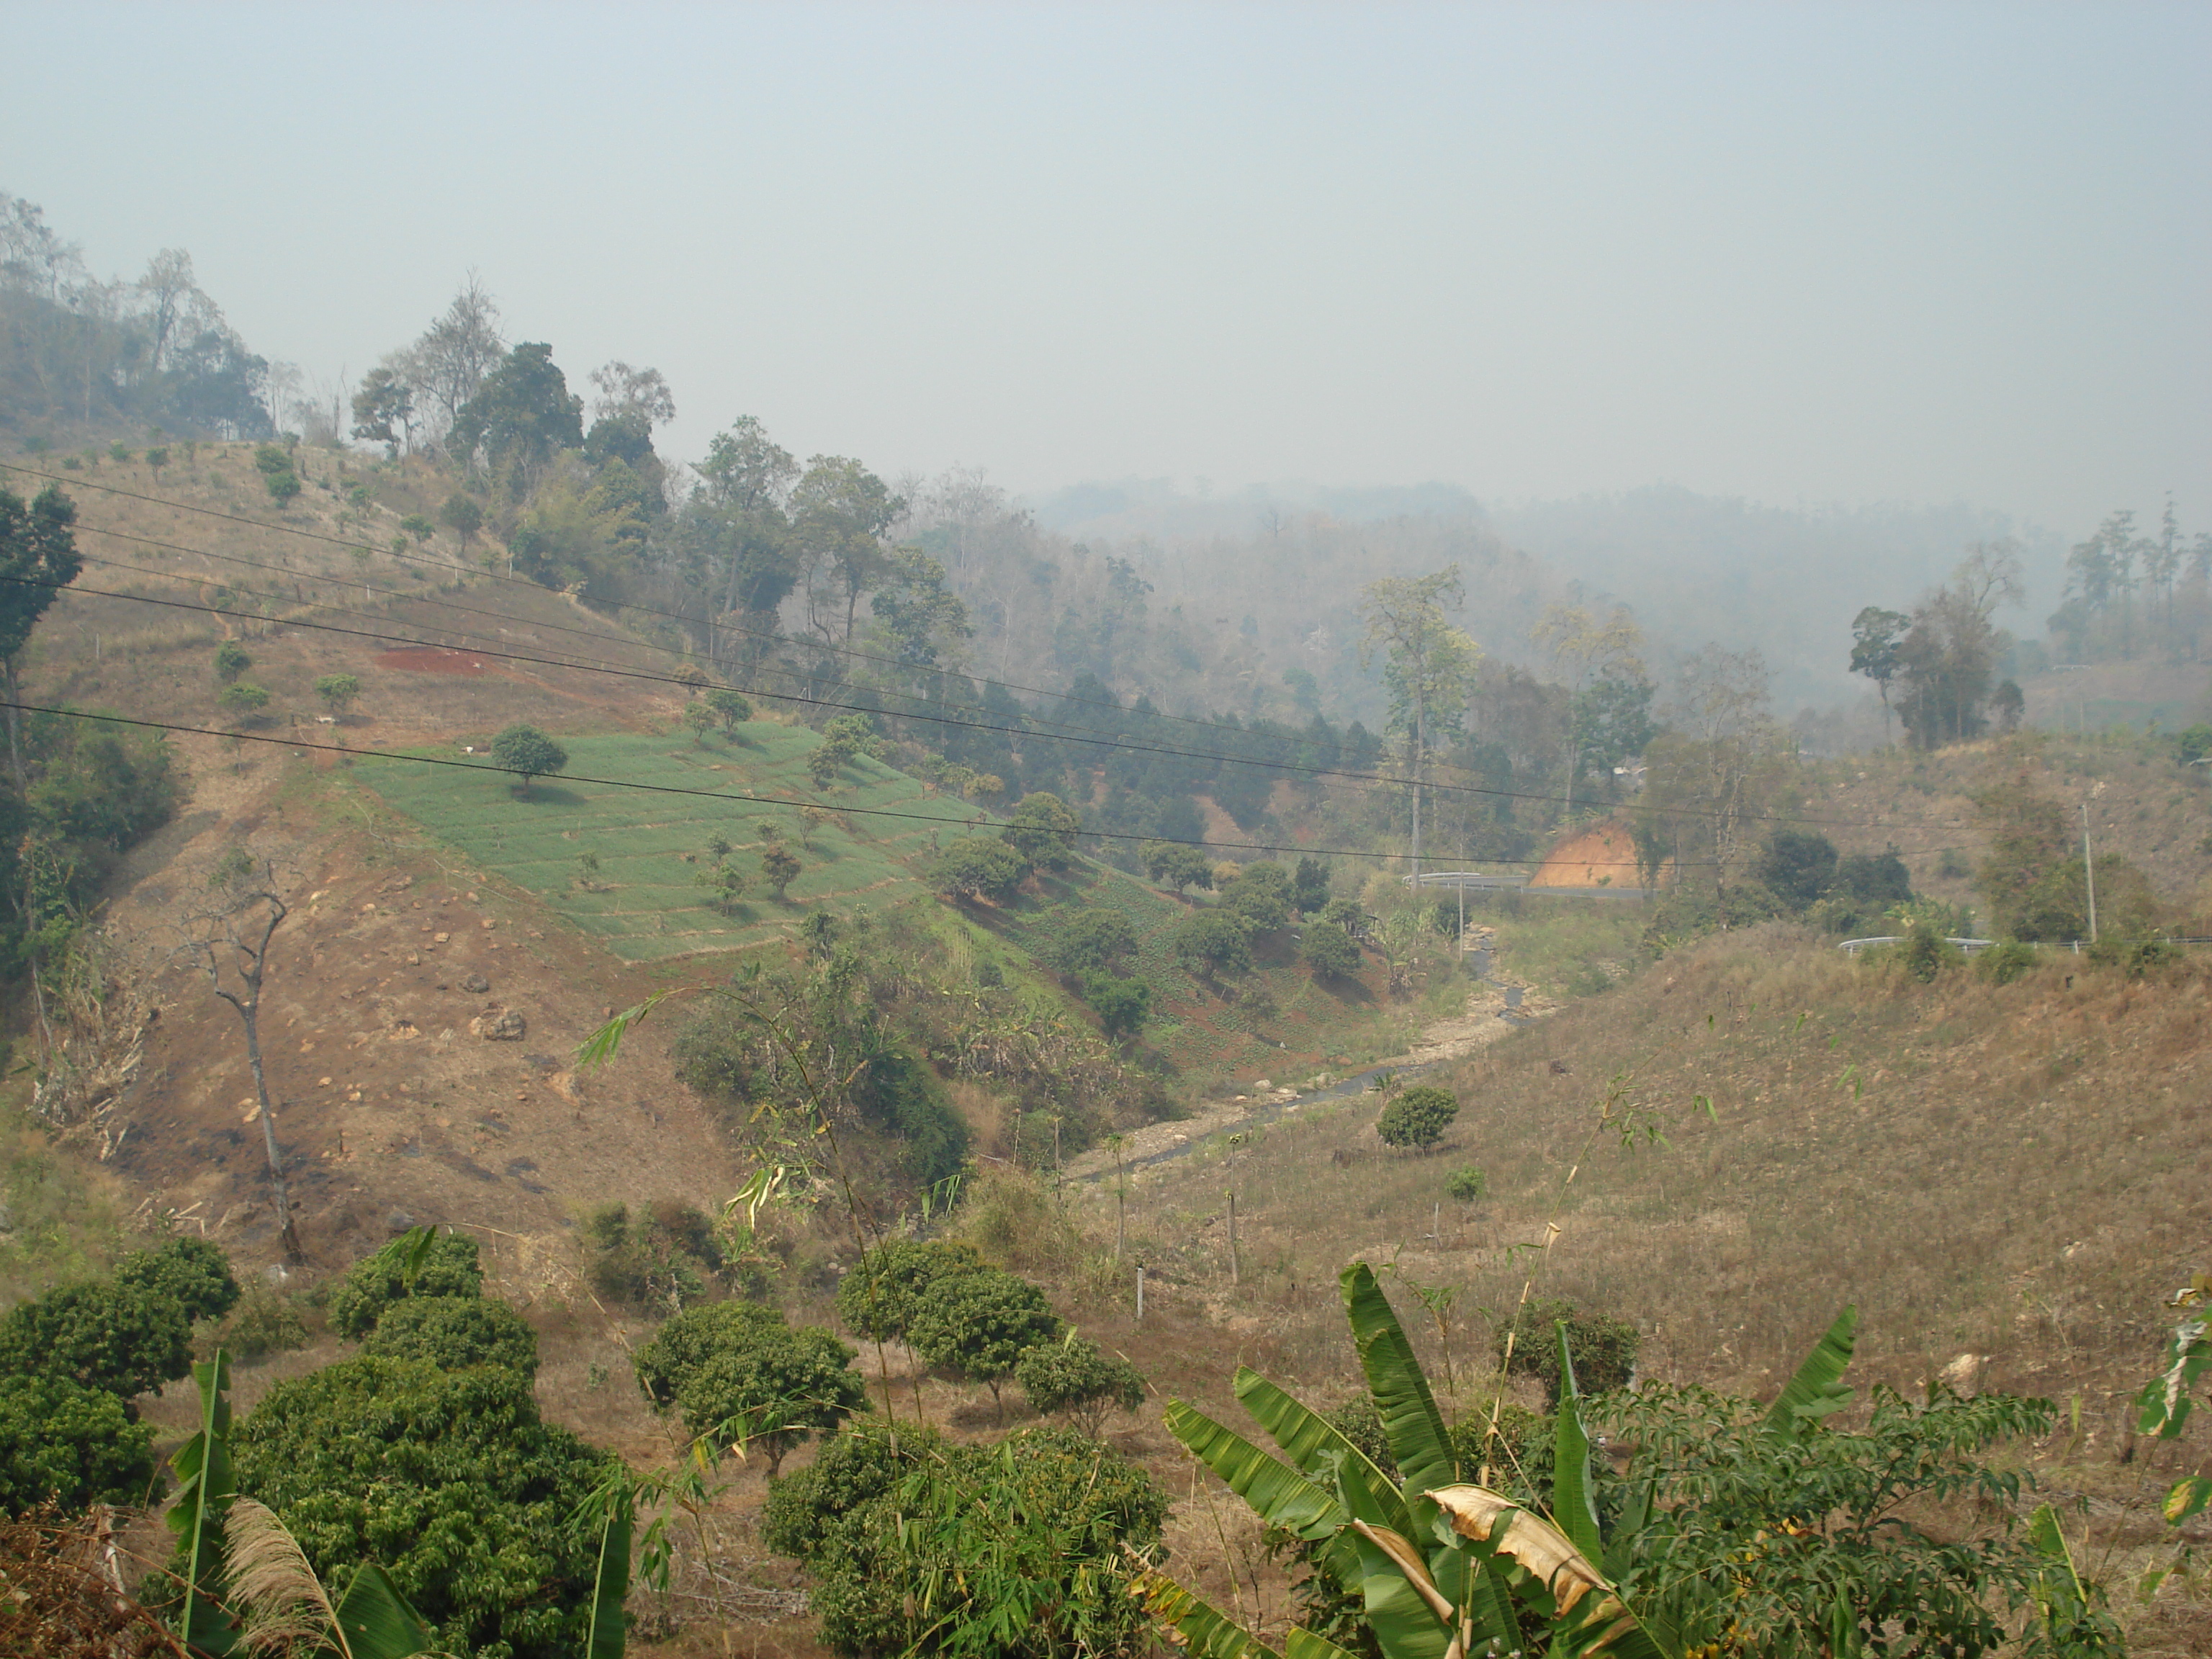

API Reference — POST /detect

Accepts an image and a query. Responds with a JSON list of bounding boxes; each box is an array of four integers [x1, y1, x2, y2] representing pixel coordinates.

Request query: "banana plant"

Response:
[[1133, 1262, 1677, 1659]]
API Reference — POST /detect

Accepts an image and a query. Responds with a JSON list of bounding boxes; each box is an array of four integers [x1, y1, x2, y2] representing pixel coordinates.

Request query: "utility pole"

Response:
[[2081, 801, 2099, 945]]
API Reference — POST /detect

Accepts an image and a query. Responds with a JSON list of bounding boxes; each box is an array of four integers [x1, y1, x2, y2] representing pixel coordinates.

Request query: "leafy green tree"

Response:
[[1225, 878, 1290, 932], [706, 687, 752, 732], [0, 1278, 190, 1402], [0, 1374, 157, 1516], [144, 444, 168, 479], [1835, 849, 1912, 908], [1360, 567, 1479, 876], [1171, 909, 1252, 974], [0, 483, 82, 786], [833, 1240, 984, 1341], [869, 544, 971, 671], [1301, 919, 1362, 980], [1049, 906, 1137, 973], [1292, 854, 1331, 914], [398, 513, 436, 544], [1376, 1084, 1458, 1154], [1572, 673, 1658, 791], [1755, 830, 1840, 911], [1079, 971, 1154, 1038], [1446, 1166, 1486, 1203], [1002, 791, 1082, 870], [114, 1236, 240, 1323], [760, 843, 803, 899], [1144, 840, 1215, 891], [905, 1267, 1066, 1421], [438, 492, 484, 544], [360, 1295, 538, 1378], [696, 858, 747, 915], [791, 455, 904, 644], [217, 680, 270, 721], [350, 364, 417, 457], [1851, 605, 1911, 742], [632, 1301, 788, 1406], [313, 672, 360, 716], [228, 1355, 618, 1659], [488, 724, 568, 796], [1321, 894, 1366, 932], [805, 741, 843, 791], [662, 1321, 868, 1476], [930, 836, 1028, 902], [264, 466, 301, 505], [768, 1420, 1166, 1658], [447, 341, 585, 492], [1015, 1333, 1146, 1435], [326, 1228, 485, 1339], [682, 701, 716, 745]]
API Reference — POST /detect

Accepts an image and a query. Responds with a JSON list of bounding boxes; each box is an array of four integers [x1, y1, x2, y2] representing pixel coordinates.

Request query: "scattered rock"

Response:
[[433, 931, 450, 944], [471, 1010, 527, 1042], [385, 1210, 415, 1234], [459, 973, 491, 994], [1937, 1352, 1987, 1394]]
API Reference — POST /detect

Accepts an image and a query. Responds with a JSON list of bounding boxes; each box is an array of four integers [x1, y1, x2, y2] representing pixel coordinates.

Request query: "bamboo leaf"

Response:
[[2028, 1503, 2086, 1621], [1128, 1567, 1284, 1659], [1761, 1305, 1857, 1440], [574, 992, 679, 1071], [1552, 1322, 1605, 1563], [1164, 1399, 1346, 1541], [1341, 1264, 1456, 1519], [2166, 1475, 2212, 1526], [582, 1485, 631, 1659]]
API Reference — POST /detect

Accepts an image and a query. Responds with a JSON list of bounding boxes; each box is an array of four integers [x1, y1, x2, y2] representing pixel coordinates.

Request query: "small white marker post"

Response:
[[1136, 1265, 1146, 1322]]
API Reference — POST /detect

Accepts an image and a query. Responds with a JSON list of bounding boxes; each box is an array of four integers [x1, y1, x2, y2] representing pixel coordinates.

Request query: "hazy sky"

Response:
[[8, 1, 2206, 534]]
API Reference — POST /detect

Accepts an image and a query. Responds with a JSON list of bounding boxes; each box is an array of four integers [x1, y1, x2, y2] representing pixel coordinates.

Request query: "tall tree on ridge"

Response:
[[1359, 566, 1478, 882]]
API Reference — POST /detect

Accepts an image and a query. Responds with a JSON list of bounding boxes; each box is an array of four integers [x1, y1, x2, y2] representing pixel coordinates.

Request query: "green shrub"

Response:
[[669, 1323, 866, 1475], [0, 1374, 158, 1516], [1975, 939, 2038, 986], [1493, 1295, 1639, 1406], [0, 1279, 190, 1402], [906, 1267, 1065, 1418], [1078, 970, 1153, 1037], [930, 835, 1028, 901], [114, 1236, 240, 1324], [212, 640, 251, 684], [1899, 923, 1958, 983], [769, 1421, 1165, 1658], [1015, 1333, 1146, 1435], [1300, 919, 1362, 979], [631, 1300, 789, 1407], [227, 1357, 616, 1659], [1445, 1166, 1487, 1203], [325, 1228, 484, 1339], [210, 1282, 310, 1361], [834, 1240, 985, 1340], [361, 1295, 538, 1377], [1377, 1085, 1459, 1153], [1048, 907, 1138, 973], [1170, 909, 1252, 973], [581, 1200, 731, 1310]]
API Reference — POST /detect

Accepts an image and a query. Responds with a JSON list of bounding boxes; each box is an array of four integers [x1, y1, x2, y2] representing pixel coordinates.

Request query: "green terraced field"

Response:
[[355, 723, 991, 961]]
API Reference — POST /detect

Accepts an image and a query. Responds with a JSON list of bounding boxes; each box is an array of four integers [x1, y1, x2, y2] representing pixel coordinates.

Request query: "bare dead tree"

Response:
[[177, 850, 301, 1263]]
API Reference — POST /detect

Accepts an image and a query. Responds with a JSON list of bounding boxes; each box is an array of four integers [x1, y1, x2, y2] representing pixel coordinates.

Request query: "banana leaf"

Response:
[[1552, 1322, 1604, 1563], [1761, 1305, 1857, 1440], [1341, 1266, 1456, 1523], [168, 1349, 238, 1656], [1286, 1629, 1365, 1659], [583, 1486, 631, 1659], [1129, 1566, 1285, 1659], [331, 1563, 438, 1659], [1340, 1521, 1453, 1659], [1235, 1371, 1416, 1540], [1164, 1399, 1346, 1542], [1430, 1486, 1674, 1659]]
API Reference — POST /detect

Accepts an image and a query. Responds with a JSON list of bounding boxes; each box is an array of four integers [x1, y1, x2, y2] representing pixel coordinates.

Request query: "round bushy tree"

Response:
[[0, 1374, 158, 1516], [1376, 1085, 1460, 1154], [833, 1241, 984, 1341], [1015, 1334, 1146, 1436], [114, 1236, 240, 1325], [930, 837, 1028, 902], [0, 1280, 191, 1403], [673, 1324, 868, 1475], [1049, 907, 1137, 974], [1301, 920, 1362, 980], [488, 724, 568, 796], [326, 1228, 485, 1339], [1001, 791, 1082, 870], [230, 1356, 616, 1659], [906, 1268, 1065, 1421], [631, 1300, 791, 1407], [361, 1295, 539, 1377], [1171, 910, 1252, 974]]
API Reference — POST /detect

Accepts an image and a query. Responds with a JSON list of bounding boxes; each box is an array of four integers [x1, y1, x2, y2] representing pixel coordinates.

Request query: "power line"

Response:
[[27, 545, 1941, 841], [2, 457, 1370, 752], [0, 698, 1707, 869]]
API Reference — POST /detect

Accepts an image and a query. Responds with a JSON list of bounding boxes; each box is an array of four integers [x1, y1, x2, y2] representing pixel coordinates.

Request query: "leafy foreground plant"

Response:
[[1137, 1267, 2119, 1659]]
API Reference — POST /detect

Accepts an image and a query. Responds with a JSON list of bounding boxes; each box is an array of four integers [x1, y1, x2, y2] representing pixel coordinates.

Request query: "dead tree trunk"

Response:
[[189, 865, 302, 1263]]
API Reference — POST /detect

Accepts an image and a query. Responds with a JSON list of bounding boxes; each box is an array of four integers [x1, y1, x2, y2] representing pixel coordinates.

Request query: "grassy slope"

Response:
[[354, 727, 989, 961]]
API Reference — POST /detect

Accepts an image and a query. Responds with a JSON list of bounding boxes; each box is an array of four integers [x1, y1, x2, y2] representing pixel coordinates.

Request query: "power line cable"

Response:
[[28, 542, 1936, 839], [0, 698, 1727, 870]]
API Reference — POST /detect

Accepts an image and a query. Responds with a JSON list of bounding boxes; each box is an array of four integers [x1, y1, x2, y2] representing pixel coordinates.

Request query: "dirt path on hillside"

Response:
[[1063, 980, 1555, 1182]]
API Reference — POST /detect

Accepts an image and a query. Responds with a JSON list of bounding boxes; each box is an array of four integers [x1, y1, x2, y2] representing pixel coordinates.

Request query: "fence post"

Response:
[[1136, 1265, 1145, 1322]]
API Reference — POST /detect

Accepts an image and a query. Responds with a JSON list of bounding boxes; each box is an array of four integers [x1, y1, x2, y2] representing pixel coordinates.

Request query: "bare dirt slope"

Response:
[[88, 732, 746, 1286]]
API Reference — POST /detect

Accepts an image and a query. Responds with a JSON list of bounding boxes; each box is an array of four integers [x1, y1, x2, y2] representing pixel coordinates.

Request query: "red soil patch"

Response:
[[375, 646, 492, 675], [1531, 817, 1671, 888]]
